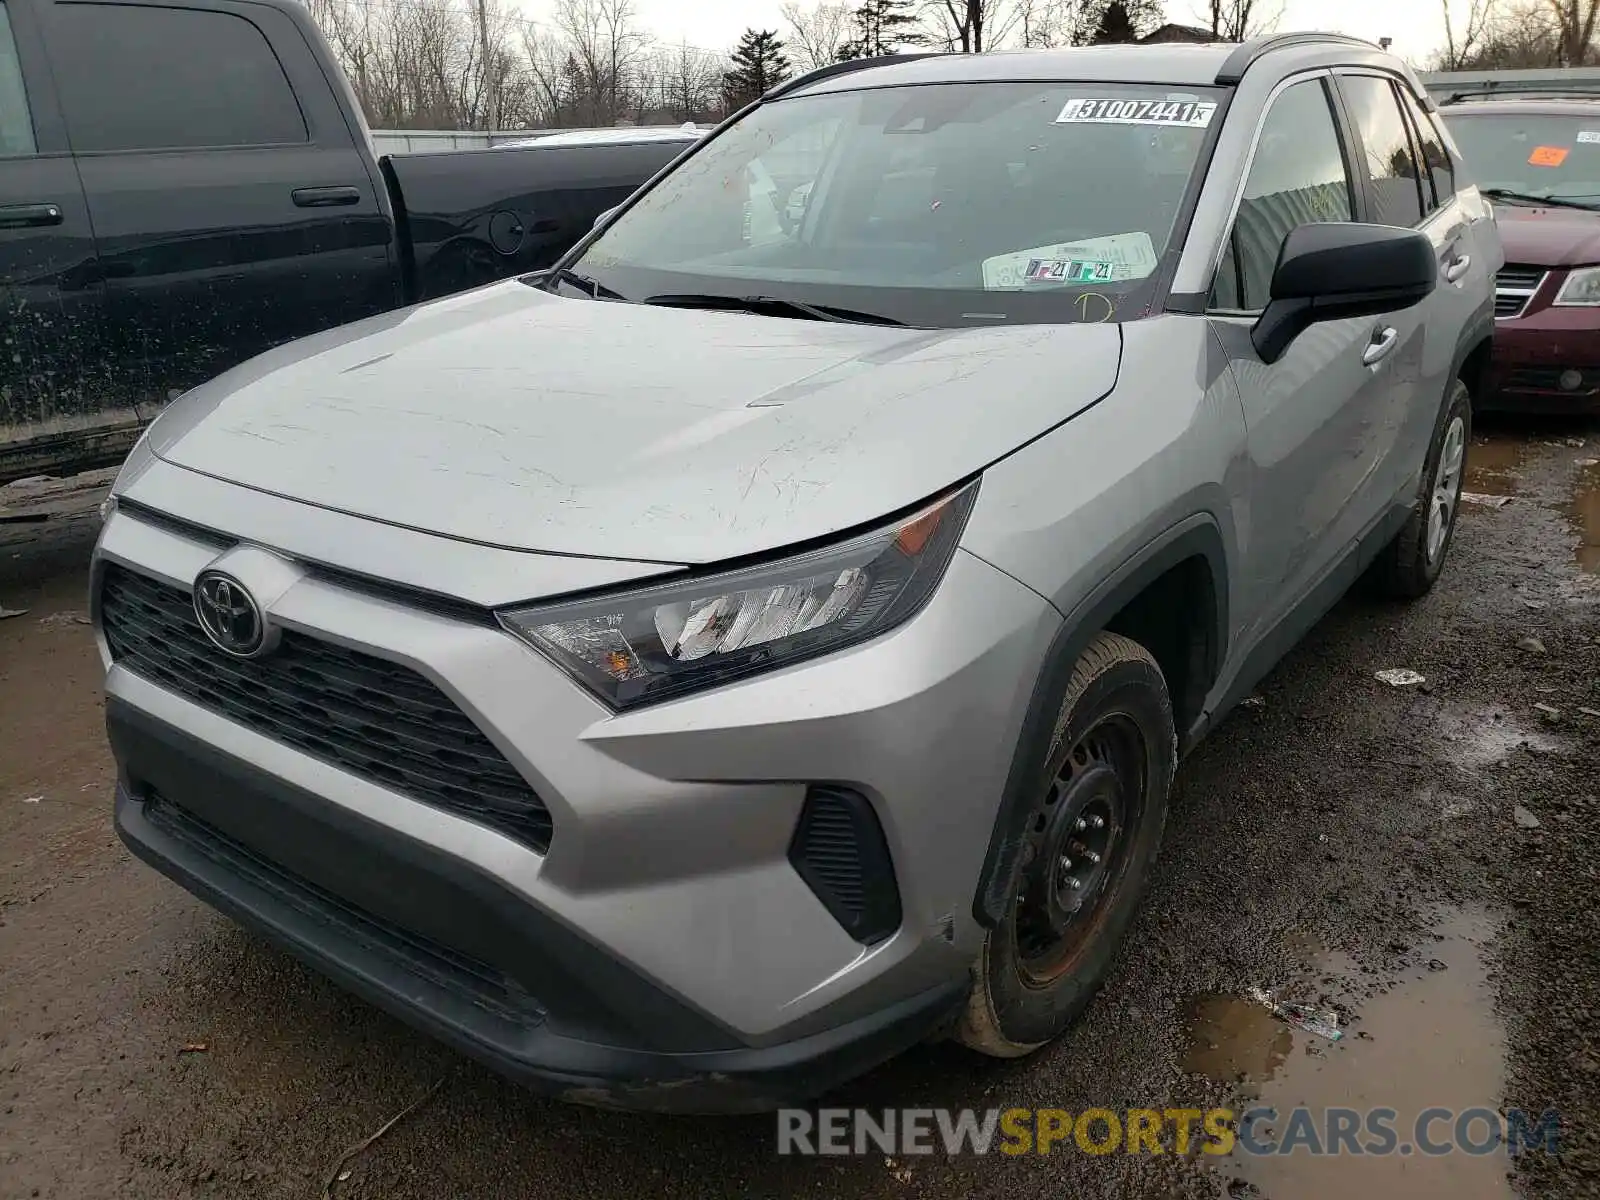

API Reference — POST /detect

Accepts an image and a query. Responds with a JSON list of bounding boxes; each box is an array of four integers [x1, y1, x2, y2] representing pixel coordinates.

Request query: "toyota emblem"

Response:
[[193, 570, 268, 657]]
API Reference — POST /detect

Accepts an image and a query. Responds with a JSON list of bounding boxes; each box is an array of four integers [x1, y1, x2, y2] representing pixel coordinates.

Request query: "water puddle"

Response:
[[1432, 703, 1561, 773], [1571, 458, 1600, 573], [1464, 433, 1529, 498], [1184, 909, 1512, 1200]]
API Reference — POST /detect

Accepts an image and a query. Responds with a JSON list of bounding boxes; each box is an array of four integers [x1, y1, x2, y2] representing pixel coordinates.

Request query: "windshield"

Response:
[[1442, 111, 1600, 207], [564, 82, 1223, 326]]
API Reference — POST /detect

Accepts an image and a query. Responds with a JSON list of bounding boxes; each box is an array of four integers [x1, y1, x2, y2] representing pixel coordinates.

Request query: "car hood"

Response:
[[1494, 203, 1600, 267], [148, 281, 1122, 564]]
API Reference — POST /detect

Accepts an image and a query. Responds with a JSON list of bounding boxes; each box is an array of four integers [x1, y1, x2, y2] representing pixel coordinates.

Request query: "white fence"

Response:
[[1418, 68, 1600, 100], [369, 126, 704, 155], [370, 129, 563, 154]]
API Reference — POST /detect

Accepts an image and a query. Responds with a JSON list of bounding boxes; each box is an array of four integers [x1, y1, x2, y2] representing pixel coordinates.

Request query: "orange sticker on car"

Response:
[[1529, 145, 1570, 167]]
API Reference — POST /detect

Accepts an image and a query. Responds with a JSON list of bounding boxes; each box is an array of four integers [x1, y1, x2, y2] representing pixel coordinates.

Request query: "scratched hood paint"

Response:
[[148, 281, 1122, 564]]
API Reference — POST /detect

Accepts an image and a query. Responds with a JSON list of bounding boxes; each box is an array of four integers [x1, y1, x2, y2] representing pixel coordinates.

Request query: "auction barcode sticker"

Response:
[[1055, 97, 1218, 128]]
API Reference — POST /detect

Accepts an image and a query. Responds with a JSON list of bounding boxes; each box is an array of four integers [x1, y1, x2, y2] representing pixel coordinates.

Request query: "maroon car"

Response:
[[1441, 98, 1600, 412]]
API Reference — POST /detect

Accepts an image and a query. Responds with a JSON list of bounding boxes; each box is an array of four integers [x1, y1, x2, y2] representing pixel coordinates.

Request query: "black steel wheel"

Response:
[[959, 631, 1175, 1057], [1012, 714, 1147, 986]]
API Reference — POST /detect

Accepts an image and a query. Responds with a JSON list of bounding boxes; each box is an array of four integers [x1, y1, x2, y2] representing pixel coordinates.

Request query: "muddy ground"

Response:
[[2, 419, 1597, 1200]]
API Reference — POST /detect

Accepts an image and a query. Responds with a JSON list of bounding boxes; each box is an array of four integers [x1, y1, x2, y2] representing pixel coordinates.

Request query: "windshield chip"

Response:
[[1055, 97, 1217, 129]]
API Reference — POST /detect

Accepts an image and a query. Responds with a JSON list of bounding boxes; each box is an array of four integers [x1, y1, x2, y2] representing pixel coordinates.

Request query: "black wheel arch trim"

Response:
[[971, 515, 1228, 930], [1450, 312, 1494, 396]]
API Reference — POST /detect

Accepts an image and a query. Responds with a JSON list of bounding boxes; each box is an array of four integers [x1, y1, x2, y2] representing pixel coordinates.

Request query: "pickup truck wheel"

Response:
[[957, 632, 1175, 1057], [1373, 378, 1471, 600]]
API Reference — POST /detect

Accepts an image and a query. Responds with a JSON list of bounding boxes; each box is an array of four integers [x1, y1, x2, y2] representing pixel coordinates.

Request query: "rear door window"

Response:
[[1339, 74, 1426, 227], [49, 3, 306, 151], [1398, 89, 1456, 206], [0, 1, 35, 156]]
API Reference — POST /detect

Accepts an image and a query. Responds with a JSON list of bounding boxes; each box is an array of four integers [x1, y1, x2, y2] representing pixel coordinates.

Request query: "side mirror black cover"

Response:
[[1253, 222, 1438, 363]]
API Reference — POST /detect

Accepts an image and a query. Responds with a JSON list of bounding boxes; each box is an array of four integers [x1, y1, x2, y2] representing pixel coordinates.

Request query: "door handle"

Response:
[[1445, 253, 1472, 283], [291, 186, 361, 208], [1363, 326, 1399, 367], [0, 203, 64, 229]]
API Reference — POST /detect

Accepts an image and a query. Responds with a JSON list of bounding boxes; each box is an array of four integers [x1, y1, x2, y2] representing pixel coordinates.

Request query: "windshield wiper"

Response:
[[1483, 188, 1600, 212], [643, 293, 905, 326], [548, 268, 629, 300]]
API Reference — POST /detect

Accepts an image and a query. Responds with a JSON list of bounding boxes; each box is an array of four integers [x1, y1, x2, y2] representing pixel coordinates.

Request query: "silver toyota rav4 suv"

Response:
[[95, 35, 1498, 1112]]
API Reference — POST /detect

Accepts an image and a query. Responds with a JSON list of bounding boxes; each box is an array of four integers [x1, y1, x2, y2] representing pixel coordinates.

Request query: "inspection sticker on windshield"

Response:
[[1530, 145, 1570, 167], [1055, 97, 1217, 128], [983, 233, 1157, 290], [1023, 258, 1116, 284], [1579, 131, 1600, 144]]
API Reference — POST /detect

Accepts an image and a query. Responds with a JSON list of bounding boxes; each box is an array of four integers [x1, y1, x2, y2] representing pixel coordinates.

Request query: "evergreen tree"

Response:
[[838, 0, 923, 60], [1079, 0, 1163, 44], [1092, 1, 1136, 43], [723, 28, 793, 108]]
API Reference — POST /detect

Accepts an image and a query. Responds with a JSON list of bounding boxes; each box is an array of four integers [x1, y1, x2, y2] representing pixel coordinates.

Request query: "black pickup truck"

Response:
[[0, 0, 697, 482]]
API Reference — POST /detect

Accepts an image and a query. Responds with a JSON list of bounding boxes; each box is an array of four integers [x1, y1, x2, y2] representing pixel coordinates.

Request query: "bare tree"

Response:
[[303, 0, 723, 131], [1015, 0, 1075, 45], [1438, 0, 1501, 67], [1201, 0, 1284, 39], [552, 0, 650, 125], [1547, 0, 1600, 64], [923, 0, 1029, 52], [304, 0, 526, 129], [781, 1, 854, 69], [1435, 0, 1567, 68], [662, 41, 724, 119]]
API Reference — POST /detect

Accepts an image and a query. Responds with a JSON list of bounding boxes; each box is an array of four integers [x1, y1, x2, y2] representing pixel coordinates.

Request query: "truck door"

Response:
[[0, 0, 108, 483], [36, 0, 398, 410]]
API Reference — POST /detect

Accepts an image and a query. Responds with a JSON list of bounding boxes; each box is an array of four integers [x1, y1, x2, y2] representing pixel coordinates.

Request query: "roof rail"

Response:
[[1214, 32, 1382, 85], [766, 52, 942, 100]]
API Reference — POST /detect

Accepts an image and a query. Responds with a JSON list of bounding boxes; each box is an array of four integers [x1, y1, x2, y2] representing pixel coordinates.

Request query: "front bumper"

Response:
[[1485, 287, 1600, 412], [96, 490, 1061, 1110], [110, 706, 963, 1112]]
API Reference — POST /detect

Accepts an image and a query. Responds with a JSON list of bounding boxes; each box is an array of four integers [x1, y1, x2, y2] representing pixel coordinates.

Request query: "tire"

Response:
[[1372, 378, 1472, 600], [957, 632, 1176, 1057]]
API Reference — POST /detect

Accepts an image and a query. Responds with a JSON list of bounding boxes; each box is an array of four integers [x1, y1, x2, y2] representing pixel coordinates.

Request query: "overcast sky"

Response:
[[515, 0, 1464, 63]]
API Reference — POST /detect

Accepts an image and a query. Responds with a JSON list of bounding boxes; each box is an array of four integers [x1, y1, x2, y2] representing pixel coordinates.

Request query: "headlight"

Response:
[[500, 481, 979, 710], [1554, 265, 1600, 306]]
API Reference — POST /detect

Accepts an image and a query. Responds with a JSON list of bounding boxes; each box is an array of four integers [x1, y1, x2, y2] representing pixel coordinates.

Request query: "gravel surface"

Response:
[[1, 419, 1597, 1199]]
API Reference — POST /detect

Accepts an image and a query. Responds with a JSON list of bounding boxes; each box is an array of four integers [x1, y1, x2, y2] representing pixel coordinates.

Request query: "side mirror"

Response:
[[593, 206, 620, 231], [1252, 223, 1438, 364]]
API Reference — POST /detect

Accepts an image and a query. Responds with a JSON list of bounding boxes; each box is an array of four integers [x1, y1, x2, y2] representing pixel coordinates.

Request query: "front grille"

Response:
[[143, 791, 542, 1024], [1495, 265, 1546, 318], [789, 786, 901, 944], [100, 563, 553, 852]]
